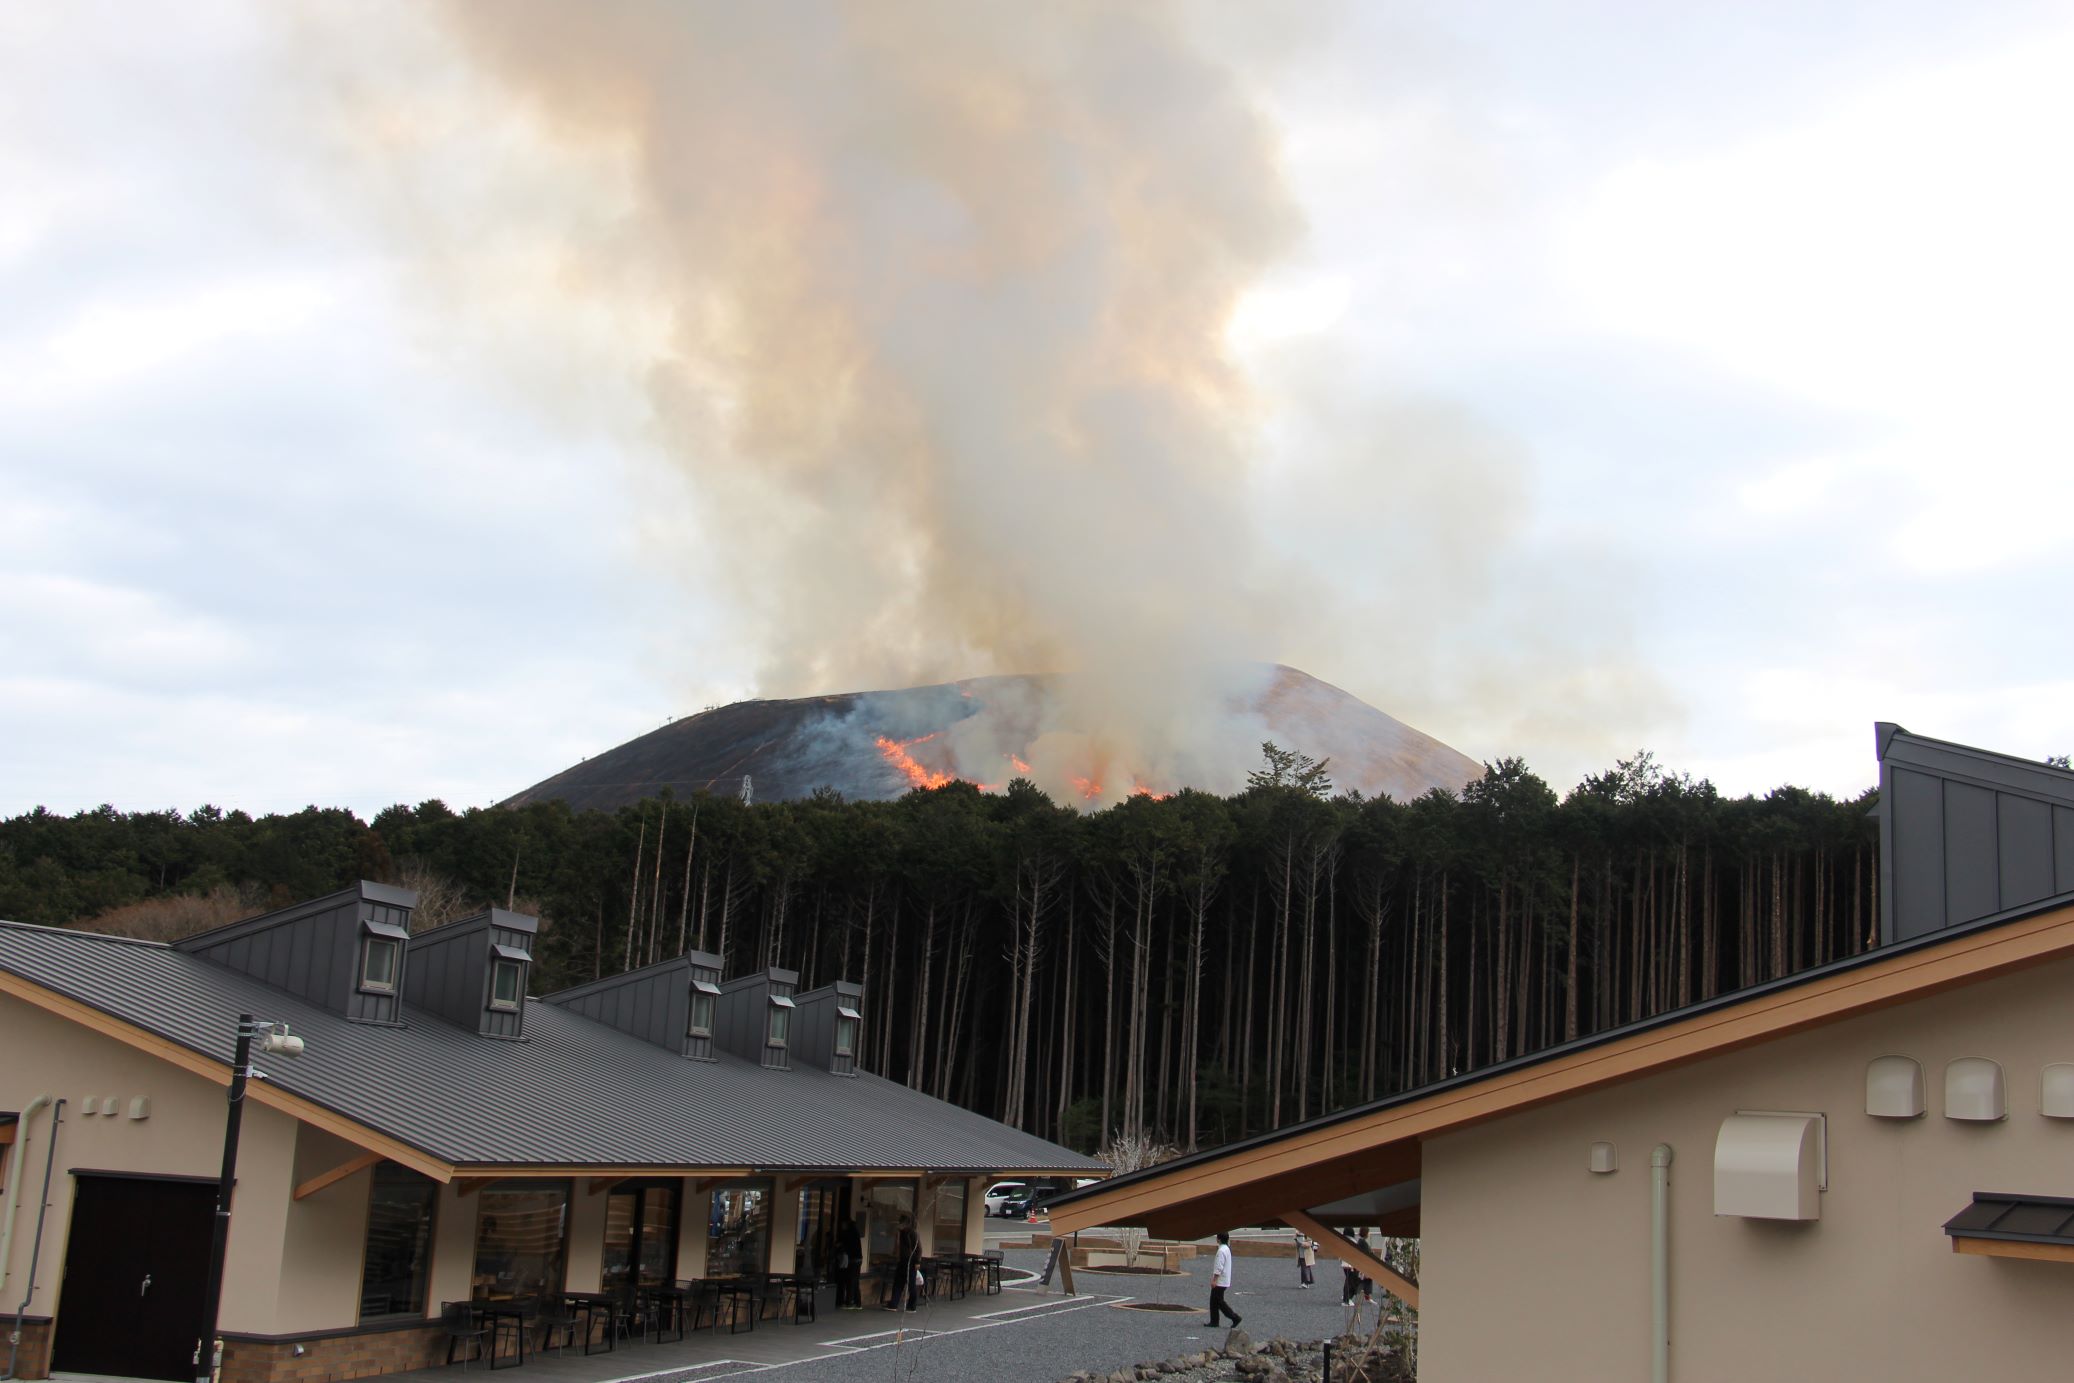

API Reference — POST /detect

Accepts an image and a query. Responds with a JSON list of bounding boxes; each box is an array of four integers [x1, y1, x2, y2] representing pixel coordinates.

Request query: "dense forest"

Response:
[[0, 747, 1880, 1154]]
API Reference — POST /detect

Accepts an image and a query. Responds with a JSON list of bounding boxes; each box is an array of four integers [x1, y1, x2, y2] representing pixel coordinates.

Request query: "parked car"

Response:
[[984, 1181, 1029, 1216], [1029, 1177, 1102, 1218]]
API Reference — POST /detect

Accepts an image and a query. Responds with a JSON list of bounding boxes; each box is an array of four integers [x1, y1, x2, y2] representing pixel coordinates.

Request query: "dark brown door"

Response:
[[52, 1175, 216, 1381]]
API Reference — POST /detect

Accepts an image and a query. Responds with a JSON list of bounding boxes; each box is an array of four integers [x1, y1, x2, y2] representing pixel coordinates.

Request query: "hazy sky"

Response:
[[5, 0, 2071, 819]]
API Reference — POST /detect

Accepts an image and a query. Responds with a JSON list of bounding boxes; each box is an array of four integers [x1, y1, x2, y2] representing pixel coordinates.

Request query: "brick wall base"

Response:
[[6, 1318, 53, 1380], [219, 1324, 447, 1383]]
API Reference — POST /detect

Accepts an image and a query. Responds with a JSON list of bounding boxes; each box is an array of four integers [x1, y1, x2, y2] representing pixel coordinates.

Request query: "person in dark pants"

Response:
[[883, 1214, 923, 1312], [1207, 1231, 1242, 1328], [836, 1216, 865, 1309]]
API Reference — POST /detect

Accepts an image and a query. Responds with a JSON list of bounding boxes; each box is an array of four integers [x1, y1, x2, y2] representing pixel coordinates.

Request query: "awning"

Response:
[[492, 944, 533, 963], [837, 1007, 862, 1021], [768, 994, 796, 1008], [361, 918, 410, 941], [1944, 1192, 2074, 1264], [692, 979, 722, 996]]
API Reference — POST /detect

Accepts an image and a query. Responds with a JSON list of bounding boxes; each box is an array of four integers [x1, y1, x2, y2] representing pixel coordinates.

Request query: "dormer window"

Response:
[[359, 917, 409, 995], [835, 1008, 860, 1059], [689, 978, 719, 1039], [766, 993, 795, 1048], [488, 944, 531, 1013]]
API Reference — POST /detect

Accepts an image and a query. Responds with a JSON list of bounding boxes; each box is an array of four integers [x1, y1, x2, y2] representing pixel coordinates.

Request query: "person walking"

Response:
[[1296, 1232, 1316, 1288], [1207, 1231, 1243, 1329], [1354, 1228, 1376, 1306], [836, 1215, 864, 1309], [883, 1213, 923, 1313]]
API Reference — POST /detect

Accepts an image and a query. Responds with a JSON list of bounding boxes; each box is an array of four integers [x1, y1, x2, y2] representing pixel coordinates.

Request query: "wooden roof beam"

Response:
[[1282, 1209, 1420, 1310], [294, 1150, 383, 1201]]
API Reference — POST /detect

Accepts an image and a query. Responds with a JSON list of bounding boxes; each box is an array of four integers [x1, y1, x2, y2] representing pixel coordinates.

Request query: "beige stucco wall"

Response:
[[1420, 951, 2074, 1383], [0, 996, 328, 1333]]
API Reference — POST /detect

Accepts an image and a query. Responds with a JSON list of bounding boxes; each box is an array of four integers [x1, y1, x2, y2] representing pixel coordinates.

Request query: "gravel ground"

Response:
[[704, 1247, 1398, 1383]]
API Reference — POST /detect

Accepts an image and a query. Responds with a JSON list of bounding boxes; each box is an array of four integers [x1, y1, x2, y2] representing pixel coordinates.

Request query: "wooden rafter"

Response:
[[1281, 1208, 1421, 1310], [588, 1176, 632, 1197], [294, 1150, 383, 1201], [456, 1178, 507, 1199], [1952, 1236, 2074, 1265]]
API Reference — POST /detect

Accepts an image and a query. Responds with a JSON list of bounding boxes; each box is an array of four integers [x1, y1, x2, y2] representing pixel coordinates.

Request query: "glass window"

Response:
[[795, 1182, 839, 1278], [929, 1180, 968, 1257], [359, 1162, 437, 1319], [834, 1015, 858, 1058], [706, 1179, 772, 1277], [489, 960, 523, 1011], [864, 1179, 915, 1265], [360, 937, 399, 994], [766, 1001, 789, 1047], [602, 1181, 679, 1292], [473, 1180, 570, 1300], [689, 989, 715, 1038]]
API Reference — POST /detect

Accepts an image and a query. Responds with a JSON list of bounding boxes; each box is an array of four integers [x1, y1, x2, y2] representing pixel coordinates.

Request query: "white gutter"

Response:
[[0, 1096, 52, 1292], [1651, 1143, 1673, 1383]]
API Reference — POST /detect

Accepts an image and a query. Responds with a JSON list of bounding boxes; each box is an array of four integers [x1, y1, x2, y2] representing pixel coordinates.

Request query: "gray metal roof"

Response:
[[0, 920, 1102, 1177], [1943, 1192, 2074, 1246]]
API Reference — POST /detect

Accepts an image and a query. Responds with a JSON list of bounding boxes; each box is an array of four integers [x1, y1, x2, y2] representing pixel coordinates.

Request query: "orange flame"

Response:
[[876, 734, 959, 790], [1008, 754, 1034, 775], [1069, 775, 1103, 800]]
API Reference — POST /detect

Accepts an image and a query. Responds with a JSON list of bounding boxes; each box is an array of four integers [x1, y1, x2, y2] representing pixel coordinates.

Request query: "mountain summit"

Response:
[[506, 665, 1479, 810]]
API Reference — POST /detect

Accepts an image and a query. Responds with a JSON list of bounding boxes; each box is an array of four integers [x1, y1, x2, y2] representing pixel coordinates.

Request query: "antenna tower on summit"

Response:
[[740, 775, 753, 805]]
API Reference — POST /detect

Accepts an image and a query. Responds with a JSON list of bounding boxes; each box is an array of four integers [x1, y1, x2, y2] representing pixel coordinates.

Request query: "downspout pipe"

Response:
[[1651, 1144, 1673, 1383], [4, 1096, 64, 1381], [0, 1096, 53, 1297]]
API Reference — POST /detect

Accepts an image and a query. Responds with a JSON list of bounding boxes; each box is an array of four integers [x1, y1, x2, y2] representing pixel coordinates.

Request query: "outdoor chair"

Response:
[[683, 1279, 722, 1332], [981, 1249, 1004, 1295], [533, 1297, 580, 1356], [440, 1301, 486, 1367]]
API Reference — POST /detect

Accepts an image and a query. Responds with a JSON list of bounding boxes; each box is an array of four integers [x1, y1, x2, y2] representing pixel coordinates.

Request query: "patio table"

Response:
[[470, 1299, 534, 1370], [562, 1290, 620, 1354]]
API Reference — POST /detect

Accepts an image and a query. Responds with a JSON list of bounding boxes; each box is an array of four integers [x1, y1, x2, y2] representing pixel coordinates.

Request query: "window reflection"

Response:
[[706, 1179, 772, 1277], [359, 1162, 437, 1319], [603, 1181, 679, 1291], [472, 1180, 570, 1300], [865, 1180, 915, 1265], [929, 1180, 968, 1257]]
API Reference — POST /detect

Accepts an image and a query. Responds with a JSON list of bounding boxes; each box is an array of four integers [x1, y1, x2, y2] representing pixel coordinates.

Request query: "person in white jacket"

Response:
[[1207, 1231, 1242, 1328]]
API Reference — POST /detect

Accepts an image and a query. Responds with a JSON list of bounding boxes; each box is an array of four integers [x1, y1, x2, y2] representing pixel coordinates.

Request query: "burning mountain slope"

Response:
[[506, 666, 1480, 811]]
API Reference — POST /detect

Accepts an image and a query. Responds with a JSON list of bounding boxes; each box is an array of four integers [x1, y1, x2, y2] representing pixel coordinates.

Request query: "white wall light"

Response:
[[1866, 1055, 1925, 1119], [2041, 1064, 2074, 1119], [1945, 1057, 2006, 1121]]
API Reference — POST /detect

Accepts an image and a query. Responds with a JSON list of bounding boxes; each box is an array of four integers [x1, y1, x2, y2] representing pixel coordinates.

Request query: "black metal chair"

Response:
[[683, 1279, 722, 1332], [534, 1296, 580, 1356], [981, 1249, 1004, 1295], [440, 1301, 487, 1367]]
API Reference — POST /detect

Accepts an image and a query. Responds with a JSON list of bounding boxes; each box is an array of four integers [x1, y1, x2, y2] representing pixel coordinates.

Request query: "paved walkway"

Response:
[[389, 1246, 1398, 1383]]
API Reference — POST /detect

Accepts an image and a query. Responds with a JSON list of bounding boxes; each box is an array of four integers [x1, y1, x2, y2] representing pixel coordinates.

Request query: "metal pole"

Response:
[[195, 1015, 255, 1383], [1651, 1144, 1674, 1383]]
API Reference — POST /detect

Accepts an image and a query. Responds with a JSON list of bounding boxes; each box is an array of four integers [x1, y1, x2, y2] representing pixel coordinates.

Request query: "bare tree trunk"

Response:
[[624, 814, 646, 973]]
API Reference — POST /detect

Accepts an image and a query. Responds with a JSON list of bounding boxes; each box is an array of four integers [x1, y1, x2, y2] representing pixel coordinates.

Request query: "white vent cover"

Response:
[[1589, 1141, 1618, 1174], [1715, 1112, 1824, 1220], [2042, 1064, 2074, 1119], [1866, 1055, 1925, 1119], [1945, 1058, 2006, 1121]]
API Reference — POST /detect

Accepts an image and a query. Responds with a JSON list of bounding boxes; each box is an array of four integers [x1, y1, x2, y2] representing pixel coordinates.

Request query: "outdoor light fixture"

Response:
[[195, 1014, 307, 1383]]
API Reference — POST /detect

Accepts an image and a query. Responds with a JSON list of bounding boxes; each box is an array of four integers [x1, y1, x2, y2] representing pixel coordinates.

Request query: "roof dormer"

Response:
[[794, 981, 865, 1076], [174, 881, 417, 1024], [542, 949, 725, 1060], [715, 968, 799, 1071], [402, 908, 537, 1039]]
